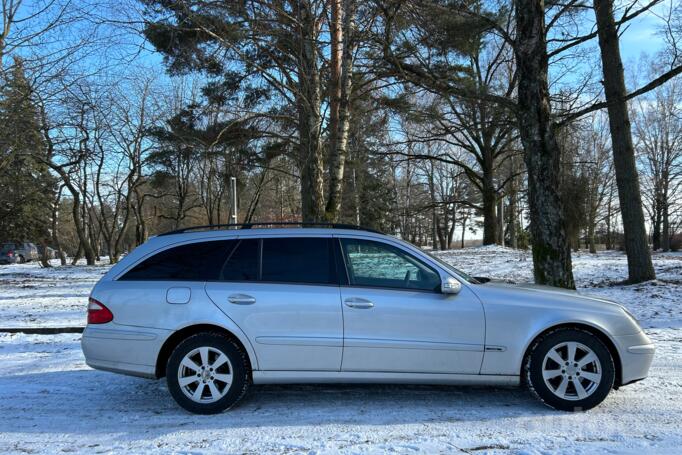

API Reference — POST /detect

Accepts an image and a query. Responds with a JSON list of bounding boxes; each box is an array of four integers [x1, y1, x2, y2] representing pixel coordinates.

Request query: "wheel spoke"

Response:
[[543, 369, 563, 380], [547, 349, 564, 366], [199, 347, 209, 367], [207, 381, 221, 400], [566, 342, 578, 363], [555, 377, 569, 397], [211, 353, 228, 369], [179, 376, 199, 387], [573, 378, 588, 399], [192, 383, 205, 401], [579, 371, 601, 384], [213, 373, 232, 385], [181, 357, 201, 372], [578, 352, 597, 368]]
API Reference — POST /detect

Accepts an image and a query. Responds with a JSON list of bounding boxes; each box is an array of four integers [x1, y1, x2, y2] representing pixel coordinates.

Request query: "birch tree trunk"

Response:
[[593, 0, 655, 282], [325, 0, 355, 221], [514, 0, 575, 288]]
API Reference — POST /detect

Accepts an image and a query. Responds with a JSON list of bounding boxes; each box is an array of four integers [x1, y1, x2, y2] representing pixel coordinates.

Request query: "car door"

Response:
[[205, 235, 344, 372], [337, 236, 485, 375]]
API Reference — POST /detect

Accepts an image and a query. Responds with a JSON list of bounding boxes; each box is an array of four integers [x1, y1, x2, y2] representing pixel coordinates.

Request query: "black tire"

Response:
[[525, 328, 615, 412], [18, 255, 25, 264], [166, 332, 250, 414]]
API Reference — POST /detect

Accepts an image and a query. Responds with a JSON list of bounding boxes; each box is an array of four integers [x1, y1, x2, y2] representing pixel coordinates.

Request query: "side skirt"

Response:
[[252, 371, 519, 386]]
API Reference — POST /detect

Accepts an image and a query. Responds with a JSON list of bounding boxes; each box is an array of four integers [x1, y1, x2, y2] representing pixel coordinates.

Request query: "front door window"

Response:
[[340, 238, 441, 292]]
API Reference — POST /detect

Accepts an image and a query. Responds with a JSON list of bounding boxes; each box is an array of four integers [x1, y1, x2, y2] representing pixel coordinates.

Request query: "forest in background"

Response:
[[1, 0, 682, 288]]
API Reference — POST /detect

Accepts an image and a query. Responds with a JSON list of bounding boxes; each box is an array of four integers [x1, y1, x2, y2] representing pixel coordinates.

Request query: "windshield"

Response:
[[419, 248, 481, 284]]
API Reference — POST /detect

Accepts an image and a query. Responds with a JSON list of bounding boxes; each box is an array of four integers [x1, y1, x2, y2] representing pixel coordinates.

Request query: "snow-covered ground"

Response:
[[0, 247, 681, 454]]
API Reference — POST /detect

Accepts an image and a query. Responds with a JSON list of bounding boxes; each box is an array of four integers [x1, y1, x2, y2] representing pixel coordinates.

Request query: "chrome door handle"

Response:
[[344, 297, 374, 309], [228, 294, 256, 305]]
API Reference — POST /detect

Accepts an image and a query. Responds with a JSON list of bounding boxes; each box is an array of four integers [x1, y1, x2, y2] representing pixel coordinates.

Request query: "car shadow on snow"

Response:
[[0, 368, 555, 437]]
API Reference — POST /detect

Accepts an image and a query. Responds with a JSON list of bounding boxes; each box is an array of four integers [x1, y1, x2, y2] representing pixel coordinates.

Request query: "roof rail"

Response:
[[157, 222, 383, 237]]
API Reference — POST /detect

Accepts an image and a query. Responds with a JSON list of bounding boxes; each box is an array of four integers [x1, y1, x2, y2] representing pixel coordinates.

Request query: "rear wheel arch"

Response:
[[156, 324, 253, 379], [520, 322, 623, 388]]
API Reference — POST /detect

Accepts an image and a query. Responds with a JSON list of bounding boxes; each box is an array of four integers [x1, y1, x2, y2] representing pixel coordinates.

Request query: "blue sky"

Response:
[[620, 9, 668, 62]]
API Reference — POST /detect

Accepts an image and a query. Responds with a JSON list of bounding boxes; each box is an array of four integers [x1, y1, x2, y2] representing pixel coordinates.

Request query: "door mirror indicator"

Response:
[[441, 277, 461, 294]]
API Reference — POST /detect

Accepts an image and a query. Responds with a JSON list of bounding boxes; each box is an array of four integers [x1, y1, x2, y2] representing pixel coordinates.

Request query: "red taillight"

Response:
[[87, 298, 113, 324], [7, 251, 13, 257]]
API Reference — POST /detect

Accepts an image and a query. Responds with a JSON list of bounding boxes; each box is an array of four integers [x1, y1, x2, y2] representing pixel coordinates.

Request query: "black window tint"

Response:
[[341, 238, 441, 291], [220, 239, 259, 281], [262, 238, 336, 285], [121, 240, 235, 281]]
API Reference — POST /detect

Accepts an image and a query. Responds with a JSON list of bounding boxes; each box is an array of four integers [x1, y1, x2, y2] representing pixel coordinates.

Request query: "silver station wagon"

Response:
[[81, 223, 654, 414]]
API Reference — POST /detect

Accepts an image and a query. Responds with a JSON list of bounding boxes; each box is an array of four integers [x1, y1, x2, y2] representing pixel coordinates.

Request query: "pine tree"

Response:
[[0, 58, 55, 243]]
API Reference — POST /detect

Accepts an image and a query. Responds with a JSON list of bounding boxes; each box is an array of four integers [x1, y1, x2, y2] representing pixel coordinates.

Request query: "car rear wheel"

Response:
[[166, 332, 250, 414], [525, 328, 615, 411]]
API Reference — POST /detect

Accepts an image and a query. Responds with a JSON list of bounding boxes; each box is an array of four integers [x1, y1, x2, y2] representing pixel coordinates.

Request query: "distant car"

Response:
[[0, 242, 39, 264], [81, 224, 654, 414]]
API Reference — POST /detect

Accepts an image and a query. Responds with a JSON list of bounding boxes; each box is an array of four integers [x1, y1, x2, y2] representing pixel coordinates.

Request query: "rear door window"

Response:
[[261, 237, 337, 285], [120, 240, 236, 281], [220, 239, 259, 281]]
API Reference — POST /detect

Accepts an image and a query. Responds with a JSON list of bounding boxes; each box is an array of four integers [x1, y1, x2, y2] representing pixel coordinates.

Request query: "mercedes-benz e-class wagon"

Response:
[[81, 224, 654, 414]]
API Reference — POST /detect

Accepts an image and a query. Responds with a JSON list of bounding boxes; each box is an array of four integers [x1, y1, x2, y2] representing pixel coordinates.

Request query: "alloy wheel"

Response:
[[177, 346, 234, 403], [541, 341, 602, 401]]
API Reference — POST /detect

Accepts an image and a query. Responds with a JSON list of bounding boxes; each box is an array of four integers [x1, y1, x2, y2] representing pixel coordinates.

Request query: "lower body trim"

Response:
[[252, 370, 519, 386]]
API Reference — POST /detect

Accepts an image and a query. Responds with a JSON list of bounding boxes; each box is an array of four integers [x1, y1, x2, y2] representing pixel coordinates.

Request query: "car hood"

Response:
[[474, 279, 626, 313]]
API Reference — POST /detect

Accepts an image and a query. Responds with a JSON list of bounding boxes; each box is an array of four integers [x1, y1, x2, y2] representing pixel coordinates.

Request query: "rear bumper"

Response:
[[81, 324, 170, 379], [613, 331, 655, 386]]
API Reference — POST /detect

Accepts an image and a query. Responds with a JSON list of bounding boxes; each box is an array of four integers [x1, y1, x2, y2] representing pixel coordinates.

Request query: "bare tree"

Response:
[[633, 74, 682, 251]]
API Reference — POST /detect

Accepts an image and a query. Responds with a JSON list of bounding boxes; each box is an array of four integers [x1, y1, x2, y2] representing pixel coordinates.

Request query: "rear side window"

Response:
[[261, 237, 337, 285], [220, 239, 259, 281], [120, 240, 236, 281]]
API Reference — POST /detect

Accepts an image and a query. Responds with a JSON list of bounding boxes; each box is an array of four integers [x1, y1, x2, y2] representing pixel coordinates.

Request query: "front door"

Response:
[[205, 236, 343, 371], [337, 237, 485, 374]]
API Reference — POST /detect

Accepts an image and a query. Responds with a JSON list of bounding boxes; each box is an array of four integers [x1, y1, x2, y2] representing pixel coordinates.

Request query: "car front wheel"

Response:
[[525, 328, 615, 411], [166, 332, 250, 414]]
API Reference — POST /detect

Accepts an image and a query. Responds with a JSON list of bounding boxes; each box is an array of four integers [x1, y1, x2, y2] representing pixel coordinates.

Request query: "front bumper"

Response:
[[613, 331, 655, 386]]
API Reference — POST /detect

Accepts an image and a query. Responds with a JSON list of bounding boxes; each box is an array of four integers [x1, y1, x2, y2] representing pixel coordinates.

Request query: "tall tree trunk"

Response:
[[481, 163, 497, 245], [297, 1, 325, 222], [496, 197, 505, 246], [448, 203, 457, 248], [651, 198, 662, 250], [50, 185, 67, 265], [508, 173, 518, 249], [588, 220, 597, 254], [514, 0, 575, 288], [661, 200, 670, 251], [325, 0, 354, 222], [594, 0, 655, 282], [605, 185, 614, 250]]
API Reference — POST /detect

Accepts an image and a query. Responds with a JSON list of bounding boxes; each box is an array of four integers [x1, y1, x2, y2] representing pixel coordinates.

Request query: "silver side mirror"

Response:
[[441, 276, 462, 294]]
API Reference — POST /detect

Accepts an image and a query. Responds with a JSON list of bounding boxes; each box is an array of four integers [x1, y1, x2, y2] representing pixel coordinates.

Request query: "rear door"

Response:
[[337, 236, 485, 374], [205, 235, 344, 371]]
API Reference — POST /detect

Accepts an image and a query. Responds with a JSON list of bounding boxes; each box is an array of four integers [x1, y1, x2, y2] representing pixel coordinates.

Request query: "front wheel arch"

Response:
[[520, 323, 622, 388]]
